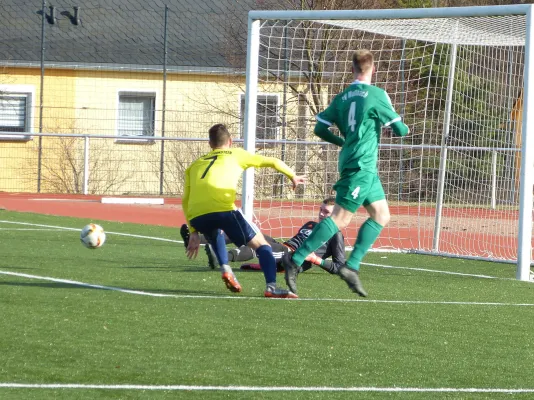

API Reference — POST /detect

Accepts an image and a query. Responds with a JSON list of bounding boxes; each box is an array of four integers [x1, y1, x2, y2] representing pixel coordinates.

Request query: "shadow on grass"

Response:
[[0, 281, 94, 290], [0, 280, 235, 296], [0, 265, 40, 271]]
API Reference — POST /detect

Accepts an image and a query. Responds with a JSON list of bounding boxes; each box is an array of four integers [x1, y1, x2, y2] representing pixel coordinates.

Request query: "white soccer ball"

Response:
[[80, 223, 106, 249]]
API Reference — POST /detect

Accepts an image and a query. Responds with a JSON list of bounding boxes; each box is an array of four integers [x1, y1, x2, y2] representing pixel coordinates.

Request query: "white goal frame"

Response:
[[243, 5, 534, 281]]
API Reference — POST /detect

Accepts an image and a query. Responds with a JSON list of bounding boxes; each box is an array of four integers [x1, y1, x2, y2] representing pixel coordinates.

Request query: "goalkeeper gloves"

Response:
[[304, 252, 324, 266]]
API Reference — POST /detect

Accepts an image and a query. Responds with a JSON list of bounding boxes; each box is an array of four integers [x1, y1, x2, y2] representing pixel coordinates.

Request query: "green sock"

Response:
[[347, 218, 383, 271], [292, 217, 339, 266]]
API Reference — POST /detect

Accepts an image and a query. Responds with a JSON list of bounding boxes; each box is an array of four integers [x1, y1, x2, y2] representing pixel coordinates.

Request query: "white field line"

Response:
[[1, 270, 534, 306], [0, 228, 65, 231], [0, 220, 183, 244], [0, 219, 526, 282], [0, 383, 533, 393], [361, 262, 512, 280]]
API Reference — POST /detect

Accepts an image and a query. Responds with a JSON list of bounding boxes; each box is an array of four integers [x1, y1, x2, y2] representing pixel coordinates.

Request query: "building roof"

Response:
[[1, 0, 258, 72]]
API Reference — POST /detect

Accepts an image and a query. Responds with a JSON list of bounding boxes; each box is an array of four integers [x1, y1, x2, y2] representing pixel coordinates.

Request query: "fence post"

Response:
[[83, 136, 90, 195], [37, 0, 46, 193], [159, 4, 168, 195], [491, 150, 497, 209]]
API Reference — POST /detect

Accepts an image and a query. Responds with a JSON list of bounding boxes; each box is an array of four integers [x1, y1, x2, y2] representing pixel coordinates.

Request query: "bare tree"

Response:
[[37, 136, 131, 194], [191, 0, 393, 199], [24, 118, 132, 194], [191, 0, 523, 201]]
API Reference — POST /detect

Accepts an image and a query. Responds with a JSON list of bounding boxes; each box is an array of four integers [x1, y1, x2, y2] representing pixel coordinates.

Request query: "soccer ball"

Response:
[[80, 223, 106, 249]]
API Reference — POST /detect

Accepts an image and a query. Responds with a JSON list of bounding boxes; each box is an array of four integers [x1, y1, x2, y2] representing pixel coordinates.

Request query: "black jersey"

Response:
[[283, 221, 317, 251], [283, 221, 346, 269]]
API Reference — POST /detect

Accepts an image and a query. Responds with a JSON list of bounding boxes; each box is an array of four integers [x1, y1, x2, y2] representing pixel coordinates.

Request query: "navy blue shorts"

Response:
[[190, 209, 259, 247]]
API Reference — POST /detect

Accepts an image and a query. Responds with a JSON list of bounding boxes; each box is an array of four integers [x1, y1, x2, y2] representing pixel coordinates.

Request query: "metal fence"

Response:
[[0, 1, 254, 191], [0, 1, 523, 208], [0, 132, 519, 211]]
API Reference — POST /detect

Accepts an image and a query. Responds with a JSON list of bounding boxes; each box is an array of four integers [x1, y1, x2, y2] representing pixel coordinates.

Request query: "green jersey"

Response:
[[316, 81, 409, 173]]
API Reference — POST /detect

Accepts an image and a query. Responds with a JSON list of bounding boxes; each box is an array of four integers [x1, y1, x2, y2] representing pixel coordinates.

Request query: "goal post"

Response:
[[242, 17, 261, 221], [242, 5, 534, 280], [517, 8, 534, 281]]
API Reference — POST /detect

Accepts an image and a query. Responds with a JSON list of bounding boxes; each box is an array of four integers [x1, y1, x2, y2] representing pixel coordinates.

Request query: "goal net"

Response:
[[242, 6, 534, 279]]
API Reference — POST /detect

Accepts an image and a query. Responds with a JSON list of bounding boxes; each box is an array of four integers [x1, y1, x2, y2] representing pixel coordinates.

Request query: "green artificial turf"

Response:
[[0, 210, 533, 400]]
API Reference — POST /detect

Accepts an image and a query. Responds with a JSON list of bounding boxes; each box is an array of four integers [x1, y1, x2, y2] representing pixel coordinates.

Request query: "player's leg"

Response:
[[228, 246, 255, 262], [289, 170, 368, 268], [203, 231, 223, 270], [208, 229, 242, 293], [190, 213, 242, 293], [227, 235, 280, 263], [237, 236, 288, 271], [269, 240, 289, 265], [204, 244, 217, 269], [221, 210, 297, 298], [259, 235, 288, 271], [245, 234, 296, 298], [283, 204, 354, 294], [204, 229, 229, 266], [241, 239, 288, 272], [180, 224, 191, 247], [346, 177, 390, 272], [283, 170, 370, 294], [288, 209, 347, 268], [339, 175, 387, 297], [245, 233, 276, 284]]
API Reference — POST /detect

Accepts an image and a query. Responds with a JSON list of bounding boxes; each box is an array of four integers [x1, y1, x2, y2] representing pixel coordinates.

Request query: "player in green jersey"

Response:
[[282, 49, 409, 296]]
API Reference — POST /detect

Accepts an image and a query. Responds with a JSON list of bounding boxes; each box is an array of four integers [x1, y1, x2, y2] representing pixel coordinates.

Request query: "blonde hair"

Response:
[[352, 49, 374, 75]]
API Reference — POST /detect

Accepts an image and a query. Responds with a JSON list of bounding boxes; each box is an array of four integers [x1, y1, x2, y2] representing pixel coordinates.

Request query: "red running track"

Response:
[[0, 192, 522, 260]]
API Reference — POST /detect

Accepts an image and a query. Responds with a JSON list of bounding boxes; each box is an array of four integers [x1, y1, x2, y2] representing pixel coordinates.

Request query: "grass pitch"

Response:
[[0, 210, 533, 400]]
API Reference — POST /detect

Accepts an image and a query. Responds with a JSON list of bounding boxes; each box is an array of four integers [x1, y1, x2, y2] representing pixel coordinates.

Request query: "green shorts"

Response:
[[333, 169, 386, 213]]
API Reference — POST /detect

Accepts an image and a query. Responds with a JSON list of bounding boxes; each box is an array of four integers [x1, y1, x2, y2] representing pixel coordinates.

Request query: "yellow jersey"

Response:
[[182, 147, 295, 231]]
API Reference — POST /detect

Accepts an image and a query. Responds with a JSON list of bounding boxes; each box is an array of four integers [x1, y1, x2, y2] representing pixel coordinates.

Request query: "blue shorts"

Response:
[[190, 209, 259, 247]]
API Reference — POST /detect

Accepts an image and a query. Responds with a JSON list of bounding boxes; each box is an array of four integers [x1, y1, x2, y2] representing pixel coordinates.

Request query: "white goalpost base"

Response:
[[243, 5, 534, 280]]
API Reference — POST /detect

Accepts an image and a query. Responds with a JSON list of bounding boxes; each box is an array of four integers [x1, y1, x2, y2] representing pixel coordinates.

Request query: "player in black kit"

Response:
[[180, 197, 346, 274]]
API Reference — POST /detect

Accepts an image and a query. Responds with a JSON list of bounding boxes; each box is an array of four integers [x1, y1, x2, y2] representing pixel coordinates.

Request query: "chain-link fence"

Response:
[[0, 0, 257, 194]]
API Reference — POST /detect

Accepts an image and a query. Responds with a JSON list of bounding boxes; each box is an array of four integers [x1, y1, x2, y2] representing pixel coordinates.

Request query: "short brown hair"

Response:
[[208, 124, 231, 147], [322, 197, 336, 206], [352, 49, 374, 75]]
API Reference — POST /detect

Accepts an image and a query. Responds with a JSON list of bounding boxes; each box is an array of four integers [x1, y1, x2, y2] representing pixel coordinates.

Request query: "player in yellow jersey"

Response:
[[182, 123, 306, 298]]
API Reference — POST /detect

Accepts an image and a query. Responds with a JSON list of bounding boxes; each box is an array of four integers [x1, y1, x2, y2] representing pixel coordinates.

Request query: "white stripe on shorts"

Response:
[[236, 208, 260, 234]]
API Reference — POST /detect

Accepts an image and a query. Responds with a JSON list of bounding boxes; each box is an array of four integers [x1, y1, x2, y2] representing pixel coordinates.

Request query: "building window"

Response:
[[240, 94, 279, 141], [118, 92, 155, 137], [0, 93, 31, 133]]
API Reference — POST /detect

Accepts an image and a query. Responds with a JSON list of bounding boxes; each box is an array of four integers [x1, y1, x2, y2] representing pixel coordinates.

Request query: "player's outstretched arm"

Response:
[[390, 119, 409, 137], [291, 174, 307, 190], [237, 149, 306, 189]]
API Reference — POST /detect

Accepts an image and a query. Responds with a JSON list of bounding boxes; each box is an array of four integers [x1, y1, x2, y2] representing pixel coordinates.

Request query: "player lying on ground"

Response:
[[182, 123, 306, 298], [282, 49, 409, 297], [180, 197, 345, 274]]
